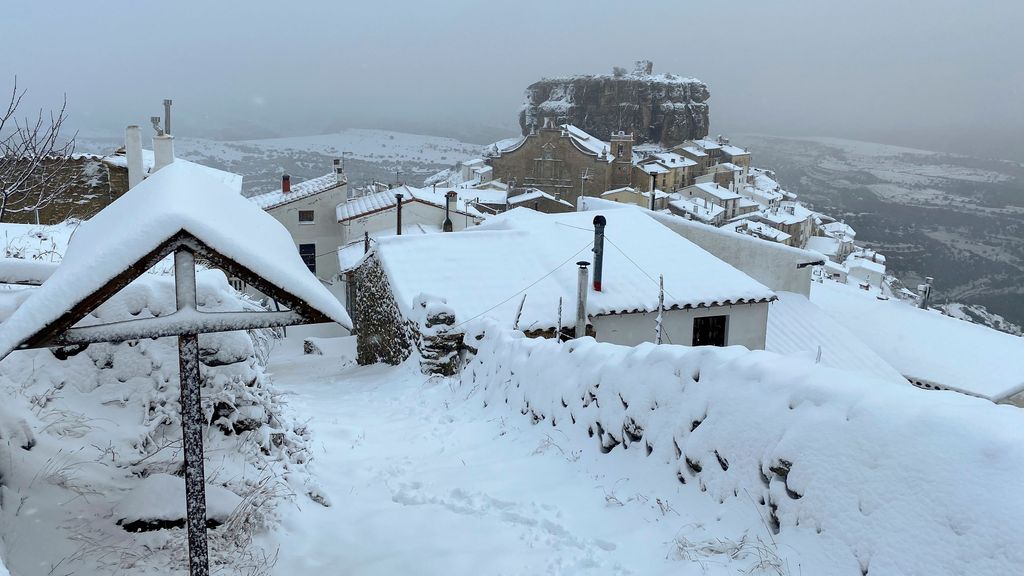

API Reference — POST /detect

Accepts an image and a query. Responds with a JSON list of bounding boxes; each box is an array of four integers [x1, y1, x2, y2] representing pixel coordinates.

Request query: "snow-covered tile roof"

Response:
[[767, 291, 906, 384], [679, 146, 708, 157], [721, 220, 792, 243], [822, 221, 856, 240], [336, 185, 484, 222], [811, 279, 1024, 401], [561, 124, 614, 162], [669, 197, 724, 223], [754, 202, 814, 226], [637, 162, 669, 174], [720, 144, 749, 156], [688, 182, 741, 201], [692, 139, 722, 151], [372, 208, 775, 331], [805, 236, 841, 257], [650, 152, 697, 167], [507, 189, 572, 207], [249, 172, 345, 210], [0, 162, 351, 358]]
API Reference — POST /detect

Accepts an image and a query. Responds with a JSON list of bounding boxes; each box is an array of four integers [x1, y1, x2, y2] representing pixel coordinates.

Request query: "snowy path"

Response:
[[262, 340, 800, 576]]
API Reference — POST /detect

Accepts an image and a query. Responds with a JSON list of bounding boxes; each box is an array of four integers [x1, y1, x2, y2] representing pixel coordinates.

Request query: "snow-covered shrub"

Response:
[[355, 254, 411, 366], [460, 326, 1024, 576], [0, 269, 320, 574]]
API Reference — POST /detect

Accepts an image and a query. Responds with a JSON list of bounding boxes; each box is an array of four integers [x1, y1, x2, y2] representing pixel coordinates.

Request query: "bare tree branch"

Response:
[[0, 77, 78, 223]]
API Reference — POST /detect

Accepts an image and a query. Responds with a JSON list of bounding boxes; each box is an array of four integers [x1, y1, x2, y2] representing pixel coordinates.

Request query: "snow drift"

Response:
[[460, 326, 1024, 576]]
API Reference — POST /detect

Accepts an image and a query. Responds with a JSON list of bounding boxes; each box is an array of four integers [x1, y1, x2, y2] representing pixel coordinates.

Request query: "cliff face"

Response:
[[519, 65, 710, 146]]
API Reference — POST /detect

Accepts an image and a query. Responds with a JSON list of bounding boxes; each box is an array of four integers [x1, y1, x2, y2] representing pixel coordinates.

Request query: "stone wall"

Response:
[[1, 156, 121, 224]]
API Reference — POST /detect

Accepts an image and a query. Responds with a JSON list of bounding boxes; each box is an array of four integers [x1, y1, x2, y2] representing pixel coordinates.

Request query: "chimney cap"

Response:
[[593, 215, 607, 226], [576, 261, 591, 268], [395, 193, 404, 200]]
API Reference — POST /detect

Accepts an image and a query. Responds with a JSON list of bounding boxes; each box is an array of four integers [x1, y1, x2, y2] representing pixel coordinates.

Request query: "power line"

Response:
[[452, 241, 594, 330]]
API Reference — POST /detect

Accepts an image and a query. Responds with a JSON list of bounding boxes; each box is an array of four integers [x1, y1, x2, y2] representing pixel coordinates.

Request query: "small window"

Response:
[[692, 315, 727, 347], [298, 210, 315, 224], [299, 243, 316, 274]]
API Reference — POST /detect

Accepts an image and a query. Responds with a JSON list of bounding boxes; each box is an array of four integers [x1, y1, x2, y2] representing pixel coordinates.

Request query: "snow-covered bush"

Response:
[[0, 269, 320, 574], [460, 326, 1024, 576], [355, 254, 411, 366]]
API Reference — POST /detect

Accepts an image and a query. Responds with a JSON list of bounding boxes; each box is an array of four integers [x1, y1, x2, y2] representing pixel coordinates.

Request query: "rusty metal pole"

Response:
[[174, 248, 210, 576]]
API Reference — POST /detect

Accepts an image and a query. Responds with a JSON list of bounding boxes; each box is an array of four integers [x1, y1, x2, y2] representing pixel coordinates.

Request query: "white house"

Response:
[[356, 208, 777, 354], [249, 163, 348, 287]]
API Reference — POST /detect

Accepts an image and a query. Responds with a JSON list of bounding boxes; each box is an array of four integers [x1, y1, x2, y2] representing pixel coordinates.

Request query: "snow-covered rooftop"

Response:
[[767, 291, 906, 383], [669, 197, 724, 223], [687, 182, 742, 201], [721, 220, 792, 243], [805, 235, 842, 258], [507, 189, 572, 207], [719, 144, 749, 157], [561, 124, 614, 163], [371, 208, 775, 332], [811, 279, 1024, 401], [336, 185, 484, 222], [249, 172, 345, 211], [103, 149, 243, 193], [0, 162, 351, 358], [752, 202, 814, 226], [822, 221, 856, 240]]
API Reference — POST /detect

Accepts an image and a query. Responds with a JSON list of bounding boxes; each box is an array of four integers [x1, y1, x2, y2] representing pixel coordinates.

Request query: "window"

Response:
[[617, 144, 624, 156], [692, 315, 728, 347], [298, 209, 315, 224], [299, 243, 316, 274]]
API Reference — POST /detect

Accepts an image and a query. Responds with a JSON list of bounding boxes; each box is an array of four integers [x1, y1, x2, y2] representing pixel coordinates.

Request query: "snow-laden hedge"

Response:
[[461, 327, 1024, 576]]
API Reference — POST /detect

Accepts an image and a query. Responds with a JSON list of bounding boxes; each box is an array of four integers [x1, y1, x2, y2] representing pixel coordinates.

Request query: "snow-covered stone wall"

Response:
[[460, 328, 1024, 576]]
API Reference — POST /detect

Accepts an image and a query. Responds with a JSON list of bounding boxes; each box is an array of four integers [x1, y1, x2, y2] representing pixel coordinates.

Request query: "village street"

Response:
[[261, 338, 797, 576]]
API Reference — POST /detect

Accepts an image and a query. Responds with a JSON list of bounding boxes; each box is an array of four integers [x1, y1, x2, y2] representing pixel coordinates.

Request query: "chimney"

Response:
[[575, 261, 590, 339], [152, 134, 175, 173], [918, 276, 933, 309], [163, 99, 173, 136], [592, 215, 606, 291], [125, 125, 144, 189], [443, 191, 456, 232], [395, 192, 404, 235], [281, 174, 291, 193], [333, 158, 345, 184], [649, 174, 657, 210]]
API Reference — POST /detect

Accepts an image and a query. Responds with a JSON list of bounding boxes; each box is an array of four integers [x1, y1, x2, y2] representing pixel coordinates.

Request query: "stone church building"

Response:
[[488, 122, 634, 207]]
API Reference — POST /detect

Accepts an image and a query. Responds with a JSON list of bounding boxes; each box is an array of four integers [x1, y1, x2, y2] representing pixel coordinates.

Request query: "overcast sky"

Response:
[[4, 0, 1022, 157]]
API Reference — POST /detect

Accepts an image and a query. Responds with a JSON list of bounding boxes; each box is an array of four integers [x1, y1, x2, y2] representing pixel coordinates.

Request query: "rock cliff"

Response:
[[519, 62, 710, 146]]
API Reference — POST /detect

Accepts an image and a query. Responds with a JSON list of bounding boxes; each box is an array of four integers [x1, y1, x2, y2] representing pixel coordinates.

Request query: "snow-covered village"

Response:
[[2, 3, 1024, 575]]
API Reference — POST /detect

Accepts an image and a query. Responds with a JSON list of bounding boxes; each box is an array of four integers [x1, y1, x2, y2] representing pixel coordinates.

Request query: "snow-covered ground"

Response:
[[265, 339, 806, 576]]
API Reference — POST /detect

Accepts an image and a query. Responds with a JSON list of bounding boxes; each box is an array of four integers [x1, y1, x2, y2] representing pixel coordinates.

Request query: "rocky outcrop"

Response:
[[519, 62, 710, 147]]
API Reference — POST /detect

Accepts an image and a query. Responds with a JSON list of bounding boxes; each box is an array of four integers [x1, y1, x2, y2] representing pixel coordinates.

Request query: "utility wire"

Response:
[[452, 241, 594, 330]]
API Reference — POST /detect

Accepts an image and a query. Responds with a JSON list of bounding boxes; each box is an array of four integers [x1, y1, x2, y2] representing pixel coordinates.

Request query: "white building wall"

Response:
[[591, 302, 770, 350], [267, 184, 348, 282]]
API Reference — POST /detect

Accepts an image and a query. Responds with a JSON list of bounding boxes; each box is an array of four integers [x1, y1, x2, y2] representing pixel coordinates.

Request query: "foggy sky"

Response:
[[4, 0, 1022, 158]]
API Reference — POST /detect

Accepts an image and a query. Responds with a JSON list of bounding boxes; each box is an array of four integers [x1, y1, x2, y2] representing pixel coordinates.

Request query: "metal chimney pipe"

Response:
[[281, 174, 291, 193], [163, 99, 173, 136], [395, 193, 404, 235], [649, 174, 657, 210], [443, 191, 455, 232], [125, 125, 144, 189], [592, 215, 606, 291], [575, 261, 590, 338]]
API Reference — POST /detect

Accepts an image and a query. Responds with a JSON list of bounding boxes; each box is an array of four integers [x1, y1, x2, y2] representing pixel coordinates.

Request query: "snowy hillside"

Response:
[[739, 134, 1024, 328], [75, 129, 486, 197]]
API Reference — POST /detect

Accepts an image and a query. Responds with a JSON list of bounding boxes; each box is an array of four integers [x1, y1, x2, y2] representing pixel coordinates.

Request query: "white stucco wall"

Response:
[[591, 302, 769, 350], [267, 184, 348, 282]]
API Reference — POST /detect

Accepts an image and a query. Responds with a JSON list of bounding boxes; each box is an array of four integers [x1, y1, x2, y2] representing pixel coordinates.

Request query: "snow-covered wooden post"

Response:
[[174, 248, 210, 576], [655, 274, 664, 345], [0, 162, 352, 576]]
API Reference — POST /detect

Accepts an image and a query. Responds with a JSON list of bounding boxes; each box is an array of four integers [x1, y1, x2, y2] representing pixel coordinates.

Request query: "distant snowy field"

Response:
[[76, 129, 488, 196]]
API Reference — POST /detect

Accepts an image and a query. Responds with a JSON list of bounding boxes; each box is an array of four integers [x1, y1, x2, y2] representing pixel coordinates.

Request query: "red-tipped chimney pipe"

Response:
[[282, 174, 291, 193], [592, 215, 606, 291]]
